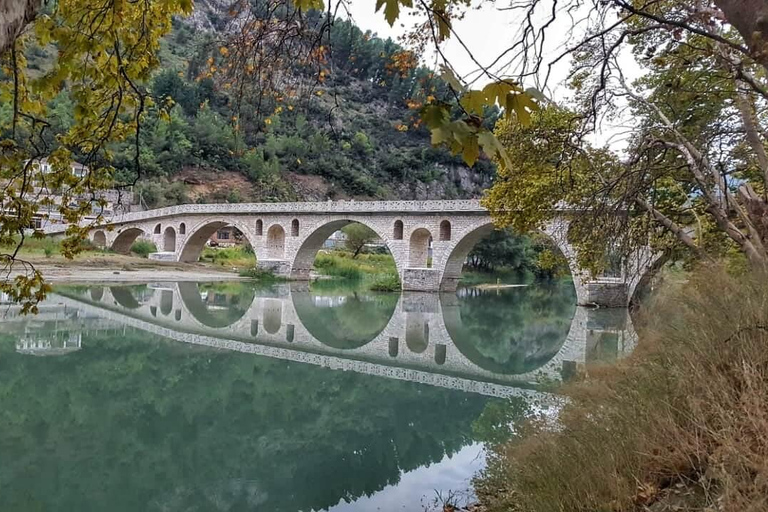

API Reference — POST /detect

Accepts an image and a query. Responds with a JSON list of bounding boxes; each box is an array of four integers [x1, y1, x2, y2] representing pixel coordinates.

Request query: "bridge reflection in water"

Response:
[[29, 280, 639, 397]]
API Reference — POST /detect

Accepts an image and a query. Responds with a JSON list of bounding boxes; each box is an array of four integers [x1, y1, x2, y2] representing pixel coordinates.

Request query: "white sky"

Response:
[[341, 0, 643, 150]]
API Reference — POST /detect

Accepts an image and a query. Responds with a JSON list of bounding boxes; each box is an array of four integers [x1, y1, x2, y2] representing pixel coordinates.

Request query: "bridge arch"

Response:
[[439, 220, 451, 241], [438, 222, 581, 299], [178, 220, 253, 262], [439, 223, 495, 291], [163, 226, 176, 252], [160, 290, 173, 316], [177, 282, 255, 329], [111, 228, 145, 254], [409, 228, 432, 268], [93, 230, 107, 248], [291, 286, 398, 349], [290, 218, 403, 280], [266, 224, 286, 259], [393, 220, 404, 240]]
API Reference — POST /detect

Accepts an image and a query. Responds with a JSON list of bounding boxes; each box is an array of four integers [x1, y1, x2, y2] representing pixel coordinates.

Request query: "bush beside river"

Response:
[[473, 266, 768, 511]]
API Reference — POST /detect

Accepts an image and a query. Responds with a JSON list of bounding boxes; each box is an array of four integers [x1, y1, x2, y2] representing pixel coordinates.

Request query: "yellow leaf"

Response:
[[505, 92, 539, 126], [462, 134, 480, 167], [435, 10, 451, 42], [482, 80, 520, 106], [439, 65, 464, 92]]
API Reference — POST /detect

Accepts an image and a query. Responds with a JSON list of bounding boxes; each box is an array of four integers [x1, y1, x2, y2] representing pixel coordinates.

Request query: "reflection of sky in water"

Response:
[[324, 443, 485, 512]]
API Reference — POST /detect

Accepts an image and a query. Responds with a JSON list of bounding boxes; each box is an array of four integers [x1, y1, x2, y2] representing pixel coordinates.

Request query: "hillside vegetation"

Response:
[[18, 13, 497, 208]]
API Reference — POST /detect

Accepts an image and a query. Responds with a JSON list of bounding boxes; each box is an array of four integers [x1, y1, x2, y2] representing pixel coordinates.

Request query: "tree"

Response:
[[342, 223, 378, 258], [480, 3, 768, 274], [467, 228, 536, 272], [0, 0, 190, 311]]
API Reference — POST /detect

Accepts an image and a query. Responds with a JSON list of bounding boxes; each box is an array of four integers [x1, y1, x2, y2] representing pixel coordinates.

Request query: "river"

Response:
[[0, 279, 636, 511]]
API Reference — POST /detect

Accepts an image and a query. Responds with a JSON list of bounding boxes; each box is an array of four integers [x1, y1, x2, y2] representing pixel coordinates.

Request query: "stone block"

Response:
[[583, 281, 628, 308], [257, 259, 292, 277], [402, 268, 440, 292]]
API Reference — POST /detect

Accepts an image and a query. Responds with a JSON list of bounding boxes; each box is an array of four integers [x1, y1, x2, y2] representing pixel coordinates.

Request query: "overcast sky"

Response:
[[341, 0, 640, 149]]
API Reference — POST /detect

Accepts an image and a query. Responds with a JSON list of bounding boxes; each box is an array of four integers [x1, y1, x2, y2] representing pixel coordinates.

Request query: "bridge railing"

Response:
[[43, 199, 490, 233]]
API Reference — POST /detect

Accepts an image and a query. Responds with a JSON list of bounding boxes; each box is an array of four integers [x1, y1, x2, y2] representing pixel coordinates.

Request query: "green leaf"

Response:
[[448, 120, 475, 159], [376, 0, 412, 26], [460, 90, 486, 115], [505, 92, 539, 126], [524, 87, 547, 102], [430, 126, 452, 146], [478, 130, 512, 169], [482, 81, 520, 106], [439, 65, 464, 92], [421, 103, 451, 129]]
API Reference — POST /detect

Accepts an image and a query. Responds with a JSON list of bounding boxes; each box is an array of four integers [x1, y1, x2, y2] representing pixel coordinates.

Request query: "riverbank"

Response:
[[8, 254, 245, 283], [473, 267, 768, 511]]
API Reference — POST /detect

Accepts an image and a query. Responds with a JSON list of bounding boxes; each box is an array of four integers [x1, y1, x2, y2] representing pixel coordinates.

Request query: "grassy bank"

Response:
[[313, 251, 400, 291], [200, 245, 256, 268], [474, 267, 768, 511]]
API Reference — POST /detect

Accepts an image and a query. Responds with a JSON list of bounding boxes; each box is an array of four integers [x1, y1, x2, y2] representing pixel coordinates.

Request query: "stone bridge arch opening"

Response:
[[266, 224, 286, 259], [409, 228, 433, 268], [163, 227, 176, 252], [291, 286, 398, 349], [439, 222, 577, 295], [93, 230, 107, 248], [290, 219, 401, 280], [111, 228, 145, 254], [178, 282, 255, 329], [179, 221, 253, 262]]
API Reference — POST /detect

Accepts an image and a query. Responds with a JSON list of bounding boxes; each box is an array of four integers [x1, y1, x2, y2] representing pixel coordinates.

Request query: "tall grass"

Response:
[[314, 252, 364, 279], [476, 266, 768, 512], [201, 245, 256, 267]]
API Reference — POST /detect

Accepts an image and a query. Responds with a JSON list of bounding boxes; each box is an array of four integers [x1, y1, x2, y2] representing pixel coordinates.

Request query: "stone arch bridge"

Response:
[[50, 200, 656, 307]]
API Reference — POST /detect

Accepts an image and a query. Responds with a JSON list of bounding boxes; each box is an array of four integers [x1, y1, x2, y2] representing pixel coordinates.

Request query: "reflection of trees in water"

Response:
[[293, 291, 398, 349], [0, 330, 494, 512], [445, 283, 576, 375]]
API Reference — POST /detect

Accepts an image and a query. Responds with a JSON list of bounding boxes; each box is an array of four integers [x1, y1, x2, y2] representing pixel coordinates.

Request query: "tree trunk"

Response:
[[715, 0, 768, 71], [0, 0, 39, 55]]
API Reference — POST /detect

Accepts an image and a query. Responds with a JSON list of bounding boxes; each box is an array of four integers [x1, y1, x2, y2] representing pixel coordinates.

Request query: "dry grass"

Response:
[[476, 266, 768, 512]]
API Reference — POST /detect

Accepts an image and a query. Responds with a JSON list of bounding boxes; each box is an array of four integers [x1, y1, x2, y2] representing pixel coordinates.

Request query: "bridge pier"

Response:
[[580, 280, 629, 308], [401, 268, 441, 292], [257, 259, 292, 277]]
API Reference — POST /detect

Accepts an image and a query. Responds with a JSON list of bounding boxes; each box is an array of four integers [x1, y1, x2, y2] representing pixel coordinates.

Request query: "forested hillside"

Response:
[[18, 7, 498, 208]]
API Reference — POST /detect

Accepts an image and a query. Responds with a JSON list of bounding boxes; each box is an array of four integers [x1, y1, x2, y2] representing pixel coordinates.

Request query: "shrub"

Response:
[[475, 266, 768, 512], [130, 240, 157, 257], [313, 252, 363, 279], [369, 274, 400, 292], [200, 246, 256, 267], [238, 267, 283, 281]]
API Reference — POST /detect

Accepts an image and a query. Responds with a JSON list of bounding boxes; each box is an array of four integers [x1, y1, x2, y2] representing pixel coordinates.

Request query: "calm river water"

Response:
[[0, 279, 635, 511]]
